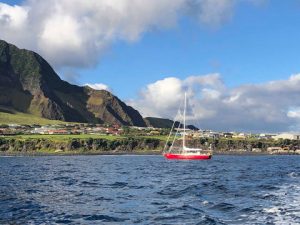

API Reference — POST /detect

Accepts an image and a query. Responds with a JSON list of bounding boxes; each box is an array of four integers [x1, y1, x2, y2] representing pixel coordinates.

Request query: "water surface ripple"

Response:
[[0, 155, 299, 224]]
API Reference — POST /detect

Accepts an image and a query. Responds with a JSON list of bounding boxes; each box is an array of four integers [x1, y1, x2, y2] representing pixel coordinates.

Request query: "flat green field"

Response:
[[2, 134, 171, 143], [5, 134, 124, 141], [136, 135, 174, 141]]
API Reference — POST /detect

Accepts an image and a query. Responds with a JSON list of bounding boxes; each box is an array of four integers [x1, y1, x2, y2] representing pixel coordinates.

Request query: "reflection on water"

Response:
[[0, 155, 299, 224]]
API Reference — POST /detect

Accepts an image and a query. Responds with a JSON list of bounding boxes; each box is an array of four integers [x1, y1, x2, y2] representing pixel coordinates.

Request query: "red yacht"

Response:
[[163, 92, 212, 160]]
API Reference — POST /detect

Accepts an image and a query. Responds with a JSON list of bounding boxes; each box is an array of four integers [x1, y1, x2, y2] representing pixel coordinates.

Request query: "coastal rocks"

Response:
[[0, 137, 164, 154]]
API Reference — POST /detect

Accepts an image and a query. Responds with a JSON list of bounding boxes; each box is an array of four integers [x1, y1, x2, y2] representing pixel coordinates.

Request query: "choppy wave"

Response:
[[261, 184, 300, 225], [0, 155, 299, 224]]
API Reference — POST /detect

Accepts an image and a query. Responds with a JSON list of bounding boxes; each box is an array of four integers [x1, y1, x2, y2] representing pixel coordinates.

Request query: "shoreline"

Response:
[[1, 135, 299, 156], [0, 150, 299, 157]]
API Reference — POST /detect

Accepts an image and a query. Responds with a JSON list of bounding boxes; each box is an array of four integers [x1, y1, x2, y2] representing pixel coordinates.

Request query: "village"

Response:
[[0, 123, 300, 155]]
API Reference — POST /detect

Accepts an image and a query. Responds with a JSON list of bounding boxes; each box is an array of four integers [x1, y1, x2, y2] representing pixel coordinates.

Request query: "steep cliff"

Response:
[[0, 40, 146, 126]]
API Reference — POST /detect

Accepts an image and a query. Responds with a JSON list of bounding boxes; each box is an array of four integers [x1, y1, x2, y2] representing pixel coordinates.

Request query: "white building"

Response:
[[273, 133, 300, 141], [259, 133, 276, 139]]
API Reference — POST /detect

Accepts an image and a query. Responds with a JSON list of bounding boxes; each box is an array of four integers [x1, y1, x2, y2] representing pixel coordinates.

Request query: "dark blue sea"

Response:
[[0, 155, 299, 224]]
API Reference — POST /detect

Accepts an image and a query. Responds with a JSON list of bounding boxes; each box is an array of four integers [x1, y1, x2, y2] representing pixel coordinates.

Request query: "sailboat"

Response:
[[163, 92, 212, 160]]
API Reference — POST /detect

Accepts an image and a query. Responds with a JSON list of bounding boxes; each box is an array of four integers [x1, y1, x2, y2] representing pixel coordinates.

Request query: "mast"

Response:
[[183, 92, 186, 149]]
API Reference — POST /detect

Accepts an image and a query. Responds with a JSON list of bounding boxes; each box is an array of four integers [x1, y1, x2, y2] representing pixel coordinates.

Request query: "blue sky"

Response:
[[2, 0, 300, 99], [1, 0, 300, 132], [72, 0, 300, 99]]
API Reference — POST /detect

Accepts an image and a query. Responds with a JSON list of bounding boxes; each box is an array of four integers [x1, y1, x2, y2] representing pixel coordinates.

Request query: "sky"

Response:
[[1, 0, 300, 132]]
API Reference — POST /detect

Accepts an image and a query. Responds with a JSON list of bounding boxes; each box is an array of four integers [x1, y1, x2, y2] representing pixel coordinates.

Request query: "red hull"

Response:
[[164, 153, 212, 160]]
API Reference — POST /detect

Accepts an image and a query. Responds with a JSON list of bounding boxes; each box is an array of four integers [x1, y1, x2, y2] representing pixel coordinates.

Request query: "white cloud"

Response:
[[201, 88, 221, 99], [0, 0, 263, 69], [0, 0, 184, 68], [127, 77, 183, 118], [190, 0, 236, 27], [127, 73, 224, 119], [287, 108, 300, 119], [0, 3, 28, 28], [85, 83, 111, 92], [128, 73, 300, 133]]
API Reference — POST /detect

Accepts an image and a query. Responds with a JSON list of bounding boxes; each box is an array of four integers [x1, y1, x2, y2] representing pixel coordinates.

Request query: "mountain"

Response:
[[144, 117, 199, 130], [0, 40, 146, 126]]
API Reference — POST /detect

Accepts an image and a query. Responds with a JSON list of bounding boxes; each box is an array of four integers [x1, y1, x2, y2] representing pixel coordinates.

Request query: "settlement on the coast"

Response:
[[1, 123, 300, 155]]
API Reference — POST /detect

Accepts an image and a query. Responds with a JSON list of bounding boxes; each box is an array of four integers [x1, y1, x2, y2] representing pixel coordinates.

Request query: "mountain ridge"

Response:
[[144, 117, 199, 130], [0, 40, 146, 126]]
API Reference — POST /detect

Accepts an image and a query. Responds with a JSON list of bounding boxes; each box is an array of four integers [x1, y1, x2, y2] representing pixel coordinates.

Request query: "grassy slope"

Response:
[[0, 111, 68, 125], [144, 117, 173, 128]]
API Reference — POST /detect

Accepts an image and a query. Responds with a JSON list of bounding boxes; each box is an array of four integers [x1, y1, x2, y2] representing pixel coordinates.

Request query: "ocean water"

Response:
[[0, 155, 299, 225]]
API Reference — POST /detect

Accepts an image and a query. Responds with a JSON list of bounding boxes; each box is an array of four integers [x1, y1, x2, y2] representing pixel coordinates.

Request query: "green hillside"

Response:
[[144, 117, 174, 128], [0, 109, 68, 125], [0, 39, 146, 127], [144, 117, 199, 130]]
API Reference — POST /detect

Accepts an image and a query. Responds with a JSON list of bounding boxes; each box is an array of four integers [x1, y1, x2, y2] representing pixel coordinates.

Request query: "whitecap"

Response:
[[261, 184, 300, 225], [263, 207, 281, 214], [288, 172, 298, 178]]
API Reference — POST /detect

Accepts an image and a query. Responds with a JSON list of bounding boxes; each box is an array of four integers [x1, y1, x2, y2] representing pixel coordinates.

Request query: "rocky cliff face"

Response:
[[0, 40, 146, 126]]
